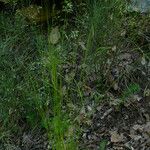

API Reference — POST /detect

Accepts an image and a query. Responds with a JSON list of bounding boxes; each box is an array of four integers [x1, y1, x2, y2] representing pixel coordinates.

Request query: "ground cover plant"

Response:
[[0, 0, 150, 149]]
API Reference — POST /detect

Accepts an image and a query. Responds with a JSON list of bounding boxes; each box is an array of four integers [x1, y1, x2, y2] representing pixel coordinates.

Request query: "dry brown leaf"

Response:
[[110, 130, 124, 143], [141, 56, 146, 65], [48, 26, 60, 45]]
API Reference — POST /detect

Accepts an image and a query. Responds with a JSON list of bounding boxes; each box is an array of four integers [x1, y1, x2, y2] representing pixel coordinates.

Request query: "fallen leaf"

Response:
[[48, 26, 60, 44], [144, 89, 150, 97], [141, 57, 146, 65], [110, 130, 124, 143], [144, 122, 150, 136], [101, 108, 113, 119], [132, 124, 143, 132]]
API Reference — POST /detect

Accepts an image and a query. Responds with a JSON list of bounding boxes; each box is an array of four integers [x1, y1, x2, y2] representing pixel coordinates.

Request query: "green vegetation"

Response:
[[0, 0, 149, 149]]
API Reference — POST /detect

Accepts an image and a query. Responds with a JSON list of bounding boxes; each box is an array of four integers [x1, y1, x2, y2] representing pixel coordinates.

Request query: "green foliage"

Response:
[[99, 139, 108, 150], [0, 0, 149, 149], [121, 83, 141, 101], [86, 0, 125, 49]]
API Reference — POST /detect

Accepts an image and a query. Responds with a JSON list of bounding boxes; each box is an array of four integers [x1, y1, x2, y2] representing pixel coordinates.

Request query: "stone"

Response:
[[129, 0, 150, 13], [16, 5, 56, 24]]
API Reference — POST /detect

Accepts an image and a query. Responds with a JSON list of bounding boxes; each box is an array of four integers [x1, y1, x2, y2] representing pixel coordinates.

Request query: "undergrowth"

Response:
[[0, 0, 149, 149]]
